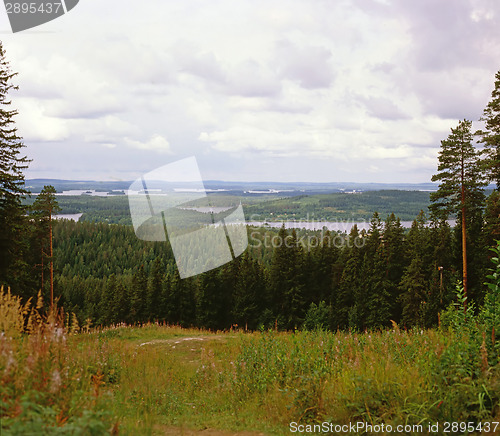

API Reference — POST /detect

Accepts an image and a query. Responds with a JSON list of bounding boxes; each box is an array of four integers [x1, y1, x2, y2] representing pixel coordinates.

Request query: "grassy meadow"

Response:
[[1, 287, 499, 435]]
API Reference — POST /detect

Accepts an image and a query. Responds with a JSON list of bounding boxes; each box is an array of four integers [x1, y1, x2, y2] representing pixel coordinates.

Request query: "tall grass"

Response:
[[1, 285, 499, 435], [0, 286, 116, 435]]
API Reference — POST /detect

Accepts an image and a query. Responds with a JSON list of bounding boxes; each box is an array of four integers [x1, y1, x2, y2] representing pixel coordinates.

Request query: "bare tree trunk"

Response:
[[41, 246, 44, 292], [461, 160, 467, 312], [50, 211, 54, 309]]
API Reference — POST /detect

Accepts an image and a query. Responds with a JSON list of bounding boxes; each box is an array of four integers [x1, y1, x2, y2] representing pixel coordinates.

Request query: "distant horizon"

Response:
[[24, 177, 441, 186]]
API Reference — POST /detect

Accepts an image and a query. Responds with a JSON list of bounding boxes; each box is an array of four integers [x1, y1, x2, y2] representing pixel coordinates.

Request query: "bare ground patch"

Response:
[[157, 426, 265, 436], [139, 335, 230, 347]]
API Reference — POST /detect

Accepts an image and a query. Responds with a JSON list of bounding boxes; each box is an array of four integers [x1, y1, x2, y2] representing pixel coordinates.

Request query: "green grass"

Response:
[[57, 326, 500, 434], [2, 318, 499, 435]]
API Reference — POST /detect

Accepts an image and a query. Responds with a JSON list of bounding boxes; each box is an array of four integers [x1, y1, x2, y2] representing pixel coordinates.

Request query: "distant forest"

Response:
[[22, 189, 435, 224]]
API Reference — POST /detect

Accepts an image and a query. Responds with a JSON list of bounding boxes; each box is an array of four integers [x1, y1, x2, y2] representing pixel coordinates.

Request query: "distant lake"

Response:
[[179, 206, 233, 213], [55, 190, 124, 196], [55, 213, 83, 221], [246, 220, 456, 232], [51, 214, 456, 230]]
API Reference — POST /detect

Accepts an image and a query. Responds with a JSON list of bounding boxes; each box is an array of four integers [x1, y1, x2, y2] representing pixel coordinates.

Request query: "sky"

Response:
[[1, 0, 499, 183]]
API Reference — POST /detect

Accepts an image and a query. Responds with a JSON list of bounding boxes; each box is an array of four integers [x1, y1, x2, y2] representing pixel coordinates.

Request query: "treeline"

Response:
[[244, 190, 434, 222], [52, 210, 488, 331]]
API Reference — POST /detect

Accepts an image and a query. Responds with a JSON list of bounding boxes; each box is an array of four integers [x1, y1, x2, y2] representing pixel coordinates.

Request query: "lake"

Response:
[[55, 213, 83, 221], [246, 220, 456, 232]]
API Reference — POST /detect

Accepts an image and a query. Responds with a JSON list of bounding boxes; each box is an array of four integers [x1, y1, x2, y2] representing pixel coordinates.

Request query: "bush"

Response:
[[0, 287, 114, 435]]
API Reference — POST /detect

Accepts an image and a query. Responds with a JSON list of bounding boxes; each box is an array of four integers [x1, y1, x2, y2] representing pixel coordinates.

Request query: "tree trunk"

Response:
[[50, 212, 54, 309], [461, 162, 467, 312], [41, 246, 44, 292]]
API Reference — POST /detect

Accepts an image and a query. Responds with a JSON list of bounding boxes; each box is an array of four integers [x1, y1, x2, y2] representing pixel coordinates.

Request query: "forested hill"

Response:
[[23, 189, 434, 224]]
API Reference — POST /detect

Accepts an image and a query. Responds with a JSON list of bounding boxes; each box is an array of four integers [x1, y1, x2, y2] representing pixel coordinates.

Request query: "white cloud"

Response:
[[1, 0, 499, 182], [124, 134, 172, 154]]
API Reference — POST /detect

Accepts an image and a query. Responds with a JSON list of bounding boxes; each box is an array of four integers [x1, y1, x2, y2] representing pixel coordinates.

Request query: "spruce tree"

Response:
[[267, 226, 307, 329], [147, 258, 163, 321], [335, 225, 362, 329], [484, 191, 500, 249], [0, 42, 29, 288], [360, 213, 392, 328], [196, 268, 224, 330], [406, 210, 432, 270], [130, 265, 148, 323], [232, 252, 264, 330], [382, 213, 406, 321], [398, 257, 427, 327], [309, 230, 340, 306]]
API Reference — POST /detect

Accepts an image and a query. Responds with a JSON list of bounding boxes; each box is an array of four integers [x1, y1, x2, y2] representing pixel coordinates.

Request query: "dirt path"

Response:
[[159, 427, 265, 436], [139, 336, 219, 347], [139, 335, 227, 348], [141, 335, 264, 435]]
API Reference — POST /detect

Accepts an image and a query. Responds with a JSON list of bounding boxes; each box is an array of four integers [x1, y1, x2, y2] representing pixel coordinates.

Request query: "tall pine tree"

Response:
[[31, 185, 60, 308], [430, 119, 486, 306]]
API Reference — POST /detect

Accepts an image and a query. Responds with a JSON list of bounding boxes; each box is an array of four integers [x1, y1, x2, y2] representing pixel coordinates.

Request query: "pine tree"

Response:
[[31, 185, 60, 308], [476, 69, 500, 189], [430, 119, 486, 306], [0, 42, 30, 288]]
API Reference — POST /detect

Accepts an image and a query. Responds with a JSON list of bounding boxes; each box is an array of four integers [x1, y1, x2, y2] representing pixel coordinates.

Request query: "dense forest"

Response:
[[2, 43, 500, 334], [47, 213, 467, 330]]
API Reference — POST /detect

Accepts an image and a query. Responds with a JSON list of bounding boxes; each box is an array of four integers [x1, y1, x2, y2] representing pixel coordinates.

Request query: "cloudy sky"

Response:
[[1, 0, 499, 183]]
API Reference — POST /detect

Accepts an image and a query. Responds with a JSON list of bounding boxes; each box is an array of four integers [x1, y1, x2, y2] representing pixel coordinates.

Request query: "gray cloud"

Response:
[[275, 39, 335, 89], [357, 95, 410, 121]]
